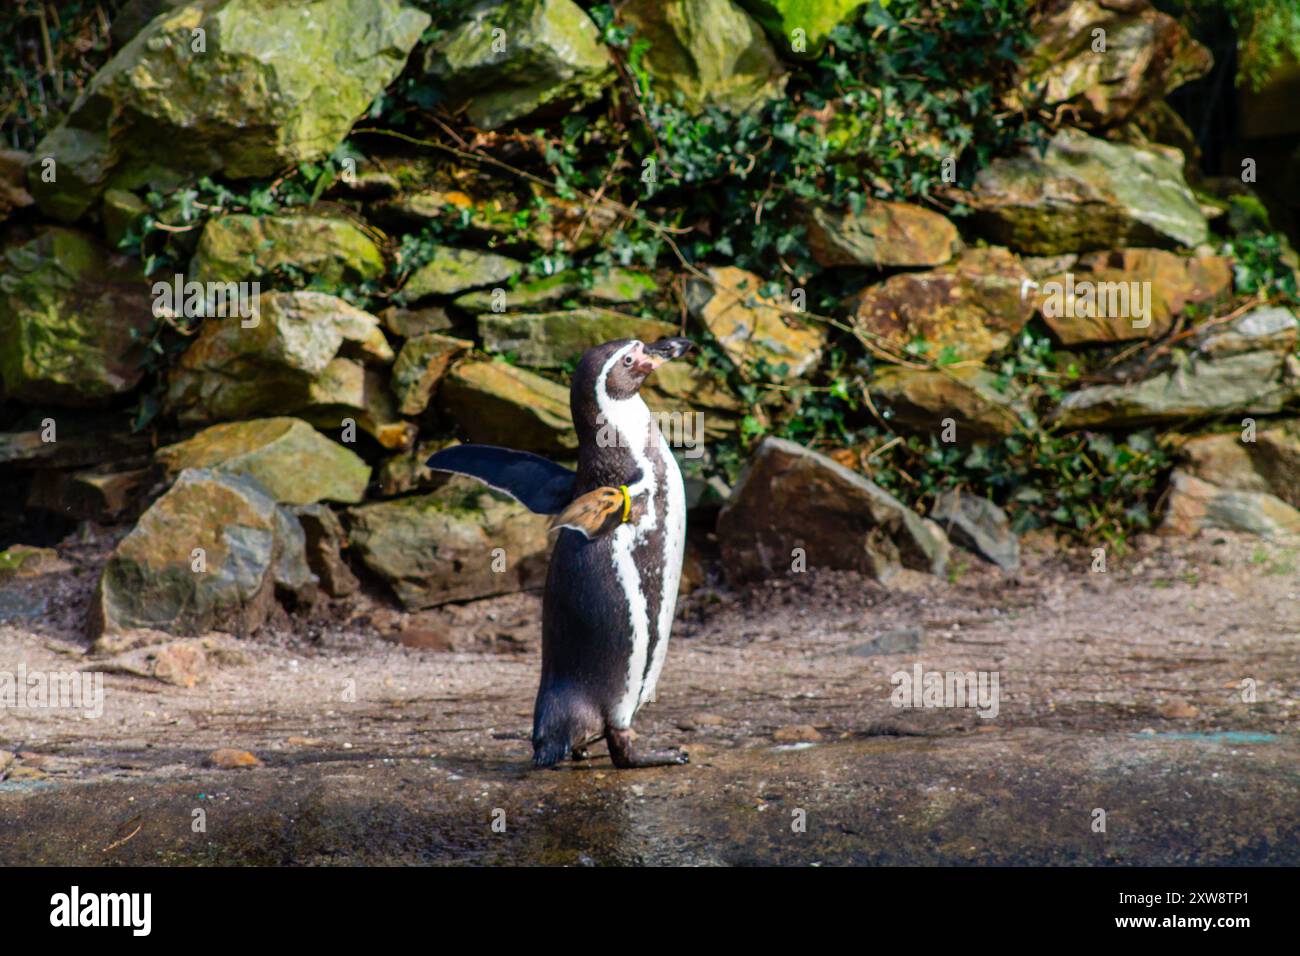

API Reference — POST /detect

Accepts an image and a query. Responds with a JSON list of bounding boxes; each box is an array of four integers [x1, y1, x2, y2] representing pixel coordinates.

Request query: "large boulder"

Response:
[[479, 308, 679, 368], [718, 437, 949, 583], [805, 199, 959, 268], [736, 0, 871, 57], [1035, 248, 1232, 345], [973, 128, 1208, 253], [870, 366, 1028, 440], [1010, 0, 1212, 127], [29, 0, 430, 221], [1054, 309, 1300, 427], [843, 247, 1034, 363], [0, 228, 152, 405], [425, 0, 613, 129], [89, 469, 315, 646], [437, 358, 577, 456], [348, 480, 550, 608], [166, 290, 394, 425], [687, 266, 825, 378], [620, 0, 786, 113], [190, 214, 385, 287], [155, 417, 371, 505]]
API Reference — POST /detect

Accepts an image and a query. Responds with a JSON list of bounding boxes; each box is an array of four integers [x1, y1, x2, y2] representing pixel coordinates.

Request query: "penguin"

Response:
[[427, 337, 695, 769]]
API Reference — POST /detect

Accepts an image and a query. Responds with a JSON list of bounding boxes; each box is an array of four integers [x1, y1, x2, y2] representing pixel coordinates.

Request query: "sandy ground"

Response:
[[0, 528, 1297, 865]]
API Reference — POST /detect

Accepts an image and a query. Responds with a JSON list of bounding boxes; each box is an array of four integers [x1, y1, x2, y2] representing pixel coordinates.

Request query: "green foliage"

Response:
[[1167, 0, 1300, 91]]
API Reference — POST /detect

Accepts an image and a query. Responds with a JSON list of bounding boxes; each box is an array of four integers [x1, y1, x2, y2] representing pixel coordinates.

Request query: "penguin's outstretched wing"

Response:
[[426, 445, 576, 515]]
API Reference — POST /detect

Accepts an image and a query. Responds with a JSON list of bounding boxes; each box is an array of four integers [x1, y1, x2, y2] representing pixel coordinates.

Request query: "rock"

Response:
[[805, 199, 959, 268], [1010, 0, 1212, 126], [1162, 471, 1300, 538], [620, 0, 786, 112], [870, 366, 1027, 440], [479, 308, 679, 368], [843, 247, 1034, 362], [1055, 350, 1300, 429], [292, 503, 360, 597], [1179, 420, 1300, 510], [425, 0, 613, 129], [736, 0, 870, 57], [1157, 698, 1200, 720], [206, 748, 262, 769], [1196, 306, 1298, 358], [687, 266, 825, 379], [166, 290, 394, 425], [1036, 248, 1232, 345], [402, 247, 524, 301], [0, 545, 66, 579], [102, 188, 149, 247], [190, 214, 384, 286], [89, 469, 315, 644], [390, 333, 473, 415], [844, 628, 923, 656], [29, 0, 430, 221], [772, 724, 822, 743], [718, 437, 949, 583], [0, 750, 14, 775], [156, 417, 371, 505], [299, 359, 418, 451], [380, 305, 454, 339], [642, 361, 745, 439], [99, 638, 211, 687], [438, 358, 577, 455], [375, 439, 456, 497], [453, 267, 657, 314], [932, 490, 1020, 573], [348, 481, 550, 609], [0, 149, 34, 222], [973, 128, 1209, 253], [0, 228, 152, 405], [0, 422, 151, 469], [27, 464, 156, 523]]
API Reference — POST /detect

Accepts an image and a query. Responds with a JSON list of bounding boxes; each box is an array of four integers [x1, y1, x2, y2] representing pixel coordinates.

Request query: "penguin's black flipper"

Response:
[[426, 444, 576, 515]]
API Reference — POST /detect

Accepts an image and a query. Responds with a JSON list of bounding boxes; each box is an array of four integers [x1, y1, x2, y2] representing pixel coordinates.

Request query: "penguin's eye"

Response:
[[623, 354, 635, 367]]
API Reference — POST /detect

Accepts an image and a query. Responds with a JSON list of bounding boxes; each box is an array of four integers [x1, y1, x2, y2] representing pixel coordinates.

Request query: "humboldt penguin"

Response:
[[427, 337, 694, 769]]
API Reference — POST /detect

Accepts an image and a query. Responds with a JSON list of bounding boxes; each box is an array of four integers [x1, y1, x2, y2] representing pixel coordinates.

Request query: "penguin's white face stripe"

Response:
[[595, 341, 665, 728]]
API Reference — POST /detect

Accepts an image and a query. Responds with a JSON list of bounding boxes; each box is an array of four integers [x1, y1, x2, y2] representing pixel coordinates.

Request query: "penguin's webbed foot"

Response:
[[606, 728, 689, 769]]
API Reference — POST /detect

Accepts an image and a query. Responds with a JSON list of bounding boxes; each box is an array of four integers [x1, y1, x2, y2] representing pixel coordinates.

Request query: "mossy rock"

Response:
[[191, 214, 384, 287], [156, 417, 371, 505], [29, 0, 430, 221], [0, 227, 152, 406]]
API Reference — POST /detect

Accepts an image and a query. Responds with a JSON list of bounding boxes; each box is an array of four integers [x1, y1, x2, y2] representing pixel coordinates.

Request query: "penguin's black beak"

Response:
[[641, 337, 694, 370]]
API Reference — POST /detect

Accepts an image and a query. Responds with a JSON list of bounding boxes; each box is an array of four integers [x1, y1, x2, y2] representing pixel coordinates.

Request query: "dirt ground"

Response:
[[1, 527, 1297, 865]]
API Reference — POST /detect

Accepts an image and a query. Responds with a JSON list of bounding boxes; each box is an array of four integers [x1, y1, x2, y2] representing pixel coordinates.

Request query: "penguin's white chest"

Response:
[[599, 399, 687, 728]]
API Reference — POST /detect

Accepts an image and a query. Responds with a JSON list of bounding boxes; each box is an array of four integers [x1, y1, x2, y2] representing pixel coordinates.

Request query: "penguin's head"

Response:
[[579, 337, 695, 401]]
